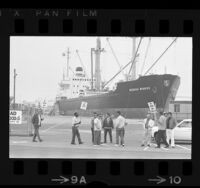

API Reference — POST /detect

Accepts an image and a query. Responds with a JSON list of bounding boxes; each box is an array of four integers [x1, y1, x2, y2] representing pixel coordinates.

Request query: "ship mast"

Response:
[[129, 37, 137, 80]]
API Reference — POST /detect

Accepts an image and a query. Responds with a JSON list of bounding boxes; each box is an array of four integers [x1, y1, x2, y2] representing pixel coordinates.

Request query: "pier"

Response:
[[10, 115, 191, 159]]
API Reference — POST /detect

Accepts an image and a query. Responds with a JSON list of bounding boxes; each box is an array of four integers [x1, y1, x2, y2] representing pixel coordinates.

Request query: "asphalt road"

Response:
[[9, 116, 191, 159]]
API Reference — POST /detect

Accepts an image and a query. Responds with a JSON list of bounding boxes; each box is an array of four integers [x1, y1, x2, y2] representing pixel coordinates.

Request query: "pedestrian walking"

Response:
[[141, 113, 155, 147], [31, 108, 43, 142], [90, 112, 97, 144], [93, 114, 102, 145], [166, 112, 177, 148], [115, 111, 127, 147], [155, 111, 169, 148], [71, 112, 83, 145], [102, 113, 114, 143]]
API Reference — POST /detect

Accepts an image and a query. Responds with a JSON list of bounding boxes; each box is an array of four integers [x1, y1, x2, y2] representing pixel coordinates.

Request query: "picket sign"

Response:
[[9, 110, 22, 124], [80, 101, 88, 110]]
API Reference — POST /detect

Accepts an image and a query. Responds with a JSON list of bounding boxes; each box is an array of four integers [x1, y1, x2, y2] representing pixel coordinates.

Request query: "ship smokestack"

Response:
[[95, 37, 103, 91]]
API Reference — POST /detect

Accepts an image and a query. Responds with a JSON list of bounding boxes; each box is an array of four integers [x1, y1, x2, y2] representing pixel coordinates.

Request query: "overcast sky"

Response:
[[10, 37, 192, 103]]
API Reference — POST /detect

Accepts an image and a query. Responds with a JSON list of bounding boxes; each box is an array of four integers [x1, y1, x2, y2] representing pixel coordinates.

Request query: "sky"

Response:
[[9, 37, 192, 103]]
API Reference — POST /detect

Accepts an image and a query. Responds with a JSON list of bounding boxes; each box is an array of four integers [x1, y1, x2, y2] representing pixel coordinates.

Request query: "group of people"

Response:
[[141, 111, 177, 148], [31, 108, 177, 149], [71, 111, 127, 147]]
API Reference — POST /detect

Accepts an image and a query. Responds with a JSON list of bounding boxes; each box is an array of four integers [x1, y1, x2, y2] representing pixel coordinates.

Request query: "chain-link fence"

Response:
[[9, 104, 35, 136]]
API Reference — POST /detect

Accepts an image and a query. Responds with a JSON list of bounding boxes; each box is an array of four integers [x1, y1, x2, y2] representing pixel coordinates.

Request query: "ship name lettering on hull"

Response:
[[129, 87, 151, 92]]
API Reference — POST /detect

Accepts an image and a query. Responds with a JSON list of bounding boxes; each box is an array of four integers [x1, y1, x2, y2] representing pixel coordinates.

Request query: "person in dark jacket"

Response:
[[166, 112, 177, 148], [102, 113, 114, 143], [31, 108, 43, 142]]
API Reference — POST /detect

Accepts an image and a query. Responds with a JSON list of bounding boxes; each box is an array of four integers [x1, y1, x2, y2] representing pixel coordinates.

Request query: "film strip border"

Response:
[[0, 9, 198, 35], [9, 160, 193, 185], [1, 9, 199, 185]]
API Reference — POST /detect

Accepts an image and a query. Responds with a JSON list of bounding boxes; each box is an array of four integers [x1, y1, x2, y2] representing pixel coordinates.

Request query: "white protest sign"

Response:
[[9, 110, 22, 124], [147, 102, 156, 112], [80, 101, 88, 110]]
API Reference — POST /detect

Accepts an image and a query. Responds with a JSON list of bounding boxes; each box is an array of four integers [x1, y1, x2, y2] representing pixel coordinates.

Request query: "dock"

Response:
[[9, 116, 191, 159]]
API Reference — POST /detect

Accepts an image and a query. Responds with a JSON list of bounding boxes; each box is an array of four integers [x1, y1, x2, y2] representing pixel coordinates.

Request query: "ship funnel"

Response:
[[94, 37, 104, 91]]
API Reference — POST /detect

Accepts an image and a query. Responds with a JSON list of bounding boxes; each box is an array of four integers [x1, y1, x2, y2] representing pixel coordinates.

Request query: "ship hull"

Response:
[[56, 74, 180, 118]]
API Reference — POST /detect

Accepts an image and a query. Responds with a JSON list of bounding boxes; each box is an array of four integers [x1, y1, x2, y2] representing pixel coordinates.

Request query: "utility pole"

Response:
[[13, 69, 17, 110], [91, 48, 95, 90], [62, 48, 70, 78], [66, 48, 70, 78]]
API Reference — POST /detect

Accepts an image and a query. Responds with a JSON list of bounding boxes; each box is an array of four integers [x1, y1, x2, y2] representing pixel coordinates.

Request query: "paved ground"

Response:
[[9, 116, 191, 159]]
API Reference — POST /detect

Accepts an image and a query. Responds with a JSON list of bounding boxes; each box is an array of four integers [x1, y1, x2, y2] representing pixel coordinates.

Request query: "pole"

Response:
[[66, 48, 70, 77], [91, 48, 94, 90], [13, 69, 17, 110]]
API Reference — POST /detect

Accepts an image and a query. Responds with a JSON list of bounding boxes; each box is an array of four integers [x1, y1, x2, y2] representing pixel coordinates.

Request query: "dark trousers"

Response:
[[91, 128, 94, 143], [156, 130, 169, 147], [116, 128, 125, 145], [33, 126, 41, 141], [71, 126, 82, 144], [104, 129, 112, 143]]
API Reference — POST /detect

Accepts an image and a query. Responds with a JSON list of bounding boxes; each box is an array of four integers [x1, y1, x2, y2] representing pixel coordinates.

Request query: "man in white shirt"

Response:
[[71, 112, 83, 145], [93, 114, 102, 145], [115, 111, 127, 147], [141, 113, 154, 147]]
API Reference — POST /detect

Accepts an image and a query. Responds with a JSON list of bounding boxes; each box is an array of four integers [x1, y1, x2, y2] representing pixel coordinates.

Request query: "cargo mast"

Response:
[[129, 37, 137, 80]]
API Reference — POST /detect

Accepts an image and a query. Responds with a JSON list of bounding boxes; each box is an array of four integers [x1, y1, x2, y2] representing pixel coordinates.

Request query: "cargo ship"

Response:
[[55, 37, 180, 118]]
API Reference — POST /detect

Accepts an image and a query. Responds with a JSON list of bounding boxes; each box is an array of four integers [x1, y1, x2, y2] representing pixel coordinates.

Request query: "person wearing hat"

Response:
[[71, 112, 83, 145], [31, 108, 44, 142]]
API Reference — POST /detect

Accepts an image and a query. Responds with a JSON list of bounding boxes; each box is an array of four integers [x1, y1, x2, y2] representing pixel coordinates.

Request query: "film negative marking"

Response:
[[86, 161, 96, 175], [134, 161, 144, 175], [159, 20, 170, 34], [183, 20, 193, 34], [62, 161, 72, 175], [110, 161, 120, 175], [14, 19, 24, 33], [13, 160, 24, 175], [158, 161, 168, 176], [182, 161, 192, 176], [38, 160, 48, 175], [63, 19, 73, 33]]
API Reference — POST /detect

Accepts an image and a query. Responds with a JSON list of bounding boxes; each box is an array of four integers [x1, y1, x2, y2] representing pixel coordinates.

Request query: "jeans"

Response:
[[104, 129, 112, 143], [71, 126, 82, 144], [156, 130, 169, 147], [116, 128, 125, 145]]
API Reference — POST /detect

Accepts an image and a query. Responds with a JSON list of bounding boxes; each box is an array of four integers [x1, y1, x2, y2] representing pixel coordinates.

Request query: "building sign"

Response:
[[148, 102, 156, 112], [9, 110, 22, 124], [80, 101, 88, 110]]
